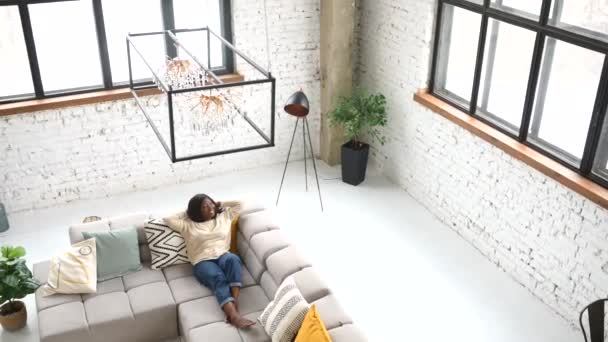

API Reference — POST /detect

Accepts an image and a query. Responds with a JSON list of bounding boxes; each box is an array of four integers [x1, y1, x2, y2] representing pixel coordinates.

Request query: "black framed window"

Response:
[[0, 5, 34, 100], [0, 0, 233, 103], [430, 0, 608, 189]]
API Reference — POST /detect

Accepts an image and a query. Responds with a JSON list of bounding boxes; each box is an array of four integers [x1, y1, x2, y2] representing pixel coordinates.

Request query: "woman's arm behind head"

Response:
[[219, 200, 243, 220]]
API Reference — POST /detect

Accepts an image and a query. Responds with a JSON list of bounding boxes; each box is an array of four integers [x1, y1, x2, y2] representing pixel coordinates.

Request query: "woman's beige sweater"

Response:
[[163, 201, 241, 265]]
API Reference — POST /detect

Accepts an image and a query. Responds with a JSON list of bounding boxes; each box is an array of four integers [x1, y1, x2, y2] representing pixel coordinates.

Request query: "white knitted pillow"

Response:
[[258, 277, 310, 342]]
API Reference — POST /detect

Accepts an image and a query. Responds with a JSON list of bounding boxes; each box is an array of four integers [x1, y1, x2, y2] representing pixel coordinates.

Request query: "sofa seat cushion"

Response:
[[128, 282, 178, 342], [188, 322, 242, 342], [237, 285, 270, 316], [83, 292, 136, 341], [82, 277, 125, 301], [168, 264, 257, 304], [122, 262, 165, 291], [163, 262, 194, 281], [178, 296, 226, 335], [169, 276, 214, 305], [35, 288, 82, 312], [239, 311, 271, 342], [38, 302, 90, 342], [328, 324, 367, 341], [33, 261, 83, 312]]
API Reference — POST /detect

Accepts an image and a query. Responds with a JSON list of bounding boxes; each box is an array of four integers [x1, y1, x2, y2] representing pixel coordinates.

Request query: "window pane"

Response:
[[593, 110, 608, 176], [103, 0, 165, 84], [528, 38, 604, 164], [29, 1, 103, 93], [491, 0, 542, 20], [434, 5, 481, 107], [174, 0, 224, 68], [549, 0, 608, 42], [477, 20, 536, 133], [0, 6, 34, 99]]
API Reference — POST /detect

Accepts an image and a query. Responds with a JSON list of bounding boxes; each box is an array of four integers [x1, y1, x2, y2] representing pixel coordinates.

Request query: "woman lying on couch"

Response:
[[164, 194, 255, 329]]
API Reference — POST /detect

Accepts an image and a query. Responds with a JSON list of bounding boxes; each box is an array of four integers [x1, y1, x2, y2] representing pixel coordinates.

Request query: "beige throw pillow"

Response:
[[40, 238, 97, 296]]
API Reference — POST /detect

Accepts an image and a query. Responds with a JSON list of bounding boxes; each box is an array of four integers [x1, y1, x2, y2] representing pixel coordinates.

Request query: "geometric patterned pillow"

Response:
[[259, 276, 310, 342], [144, 218, 189, 270]]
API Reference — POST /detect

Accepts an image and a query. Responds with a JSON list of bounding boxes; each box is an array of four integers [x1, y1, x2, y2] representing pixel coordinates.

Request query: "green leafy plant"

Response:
[[0, 245, 39, 315], [328, 90, 388, 149]]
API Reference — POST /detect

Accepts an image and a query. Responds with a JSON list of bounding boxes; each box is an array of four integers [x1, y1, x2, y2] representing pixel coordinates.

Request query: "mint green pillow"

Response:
[[83, 226, 142, 281]]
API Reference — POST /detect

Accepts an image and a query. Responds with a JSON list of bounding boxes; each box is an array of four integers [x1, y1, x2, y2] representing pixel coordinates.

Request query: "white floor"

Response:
[[0, 161, 578, 342]]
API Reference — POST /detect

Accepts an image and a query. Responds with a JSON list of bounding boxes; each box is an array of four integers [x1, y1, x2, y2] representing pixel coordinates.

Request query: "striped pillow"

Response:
[[259, 277, 310, 342]]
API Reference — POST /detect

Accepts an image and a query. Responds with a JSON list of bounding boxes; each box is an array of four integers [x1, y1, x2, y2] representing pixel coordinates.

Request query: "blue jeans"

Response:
[[193, 253, 242, 308]]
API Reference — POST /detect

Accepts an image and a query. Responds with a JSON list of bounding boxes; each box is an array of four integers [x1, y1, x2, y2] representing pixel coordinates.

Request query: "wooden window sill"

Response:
[[414, 89, 608, 210], [0, 73, 245, 116]]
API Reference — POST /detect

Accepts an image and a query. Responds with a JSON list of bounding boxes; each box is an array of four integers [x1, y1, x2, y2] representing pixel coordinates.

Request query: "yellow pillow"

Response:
[[295, 304, 332, 342], [230, 216, 240, 255]]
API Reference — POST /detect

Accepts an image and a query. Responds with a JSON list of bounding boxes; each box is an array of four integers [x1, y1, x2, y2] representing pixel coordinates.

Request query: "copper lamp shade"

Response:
[[283, 90, 309, 117]]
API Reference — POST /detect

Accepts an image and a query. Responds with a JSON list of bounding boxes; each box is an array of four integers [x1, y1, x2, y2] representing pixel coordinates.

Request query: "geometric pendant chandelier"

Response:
[[127, 26, 276, 163]]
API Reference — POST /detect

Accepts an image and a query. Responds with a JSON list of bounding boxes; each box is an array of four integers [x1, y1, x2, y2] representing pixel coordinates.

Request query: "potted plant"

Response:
[[328, 90, 387, 185], [0, 245, 40, 331]]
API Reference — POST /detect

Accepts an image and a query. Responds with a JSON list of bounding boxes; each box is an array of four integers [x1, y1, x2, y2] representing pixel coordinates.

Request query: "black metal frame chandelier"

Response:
[[127, 27, 276, 163]]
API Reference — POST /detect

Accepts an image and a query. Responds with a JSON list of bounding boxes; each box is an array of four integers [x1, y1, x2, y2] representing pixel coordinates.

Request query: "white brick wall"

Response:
[[356, 0, 608, 328], [0, 0, 321, 215]]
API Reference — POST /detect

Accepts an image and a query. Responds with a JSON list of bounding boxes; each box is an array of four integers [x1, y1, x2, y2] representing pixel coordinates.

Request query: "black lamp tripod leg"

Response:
[[276, 118, 300, 206], [304, 118, 323, 211], [303, 116, 308, 192]]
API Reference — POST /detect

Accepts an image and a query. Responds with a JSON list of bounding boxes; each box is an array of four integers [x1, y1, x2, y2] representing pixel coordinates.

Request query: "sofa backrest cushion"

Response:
[[69, 212, 152, 263]]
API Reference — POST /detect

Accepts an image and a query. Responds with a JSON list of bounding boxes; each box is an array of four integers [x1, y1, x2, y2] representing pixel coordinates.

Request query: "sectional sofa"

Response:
[[32, 206, 366, 342]]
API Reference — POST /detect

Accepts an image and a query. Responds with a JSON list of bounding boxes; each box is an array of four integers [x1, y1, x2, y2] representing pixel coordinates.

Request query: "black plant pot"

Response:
[[341, 141, 369, 186]]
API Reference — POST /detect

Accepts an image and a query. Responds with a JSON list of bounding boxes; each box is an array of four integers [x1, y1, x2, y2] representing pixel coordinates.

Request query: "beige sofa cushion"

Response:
[[38, 302, 90, 342], [240, 311, 272, 342], [188, 322, 242, 342]]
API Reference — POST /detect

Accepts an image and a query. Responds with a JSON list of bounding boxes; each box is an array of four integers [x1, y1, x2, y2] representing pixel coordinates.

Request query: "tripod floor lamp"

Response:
[[276, 90, 323, 211]]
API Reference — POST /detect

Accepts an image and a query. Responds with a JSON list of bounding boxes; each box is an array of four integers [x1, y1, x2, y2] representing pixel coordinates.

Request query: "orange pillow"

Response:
[[295, 304, 332, 342], [230, 216, 240, 255]]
